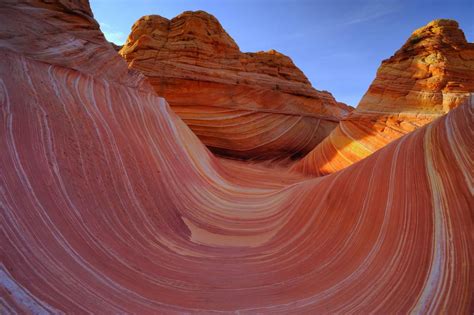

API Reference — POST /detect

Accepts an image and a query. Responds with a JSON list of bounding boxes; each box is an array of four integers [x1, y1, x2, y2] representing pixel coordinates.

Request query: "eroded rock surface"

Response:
[[295, 19, 474, 175], [0, 2, 472, 313], [119, 11, 351, 159]]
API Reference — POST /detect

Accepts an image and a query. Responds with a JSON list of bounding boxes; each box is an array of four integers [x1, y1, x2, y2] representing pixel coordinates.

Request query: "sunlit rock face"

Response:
[[0, 0, 147, 90], [295, 19, 474, 175], [1, 1, 473, 313], [119, 11, 351, 160]]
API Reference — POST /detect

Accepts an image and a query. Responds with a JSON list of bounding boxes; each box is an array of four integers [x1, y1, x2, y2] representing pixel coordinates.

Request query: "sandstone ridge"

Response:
[[295, 18, 474, 175], [120, 11, 351, 159], [1, 2, 472, 313]]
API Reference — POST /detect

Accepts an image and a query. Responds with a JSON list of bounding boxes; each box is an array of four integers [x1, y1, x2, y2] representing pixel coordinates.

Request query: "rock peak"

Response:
[[295, 18, 474, 175], [178, 10, 217, 18], [360, 18, 474, 113], [427, 18, 459, 27], [404, 18, 468, 49], [140, 14, 170, 22], [174, 10, 226, 30], [119, 10, 350, 159]]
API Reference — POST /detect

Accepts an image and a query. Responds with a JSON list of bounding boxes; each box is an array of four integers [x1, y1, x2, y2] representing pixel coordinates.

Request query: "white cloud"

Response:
[[103, 31, 127, 45], [341, 1, 401, 26], [99, 22, 111, 29], [98, 21, 127, 45]]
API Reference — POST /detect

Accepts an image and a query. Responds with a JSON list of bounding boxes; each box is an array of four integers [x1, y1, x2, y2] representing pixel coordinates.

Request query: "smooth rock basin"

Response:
[[0, 1, 472, 313]]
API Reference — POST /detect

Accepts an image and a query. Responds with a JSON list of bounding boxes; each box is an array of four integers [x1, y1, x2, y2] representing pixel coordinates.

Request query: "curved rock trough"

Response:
[[0, 1, 472, 313]]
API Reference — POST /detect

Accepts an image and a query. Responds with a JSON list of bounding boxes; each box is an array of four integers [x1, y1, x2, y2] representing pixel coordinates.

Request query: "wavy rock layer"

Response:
[[295, 19, 474, 175], [1, 2, 473, 313], [119, 11, 351, 159]]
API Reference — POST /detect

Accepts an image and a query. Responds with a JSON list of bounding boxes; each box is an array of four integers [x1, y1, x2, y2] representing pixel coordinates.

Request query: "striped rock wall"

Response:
[[119, 12, 351, 160], [0, 1, 472, 313], [295, 19, 474, 175]]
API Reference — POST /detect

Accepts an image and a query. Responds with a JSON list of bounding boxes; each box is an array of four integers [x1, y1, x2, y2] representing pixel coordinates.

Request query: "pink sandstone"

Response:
[[0, 1, 472, 313]]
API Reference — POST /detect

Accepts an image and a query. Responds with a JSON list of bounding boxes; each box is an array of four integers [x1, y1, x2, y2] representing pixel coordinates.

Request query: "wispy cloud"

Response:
[[341, 0, 401, 26], [103, 31, 127, 44], [99, 22, 111, 28], [99, 22, 127, 45]]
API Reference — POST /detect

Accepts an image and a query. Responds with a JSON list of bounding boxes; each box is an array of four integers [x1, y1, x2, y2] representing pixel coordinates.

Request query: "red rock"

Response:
[[0, 0, 148, 90], [0, 2, 472, 313], [119, 11, 351, 159], [295, 19, 474, 175]]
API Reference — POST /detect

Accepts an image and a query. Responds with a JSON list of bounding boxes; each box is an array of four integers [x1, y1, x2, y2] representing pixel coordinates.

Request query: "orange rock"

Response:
[[0, 2, 472, 313], [119, 11, 351, 159], [295, 19, 474, 175], [0, 0, 148, 90]]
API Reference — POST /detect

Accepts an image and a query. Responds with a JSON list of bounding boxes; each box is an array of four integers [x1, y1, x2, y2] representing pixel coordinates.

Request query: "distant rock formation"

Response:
[[295, 19, 474, 175], [1, 1, 472, 313], [119, 11, 351, 159]]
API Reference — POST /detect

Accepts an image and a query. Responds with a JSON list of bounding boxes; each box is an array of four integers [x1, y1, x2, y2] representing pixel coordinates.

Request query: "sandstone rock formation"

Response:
[[119, 11, 351, 159], [294, 19, 474, 175], [0, 0, 148, 90], [1, 1, 472, 313]]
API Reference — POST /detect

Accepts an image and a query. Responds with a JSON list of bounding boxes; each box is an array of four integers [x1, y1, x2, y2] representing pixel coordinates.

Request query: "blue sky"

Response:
[[90, 0, 473, 107]]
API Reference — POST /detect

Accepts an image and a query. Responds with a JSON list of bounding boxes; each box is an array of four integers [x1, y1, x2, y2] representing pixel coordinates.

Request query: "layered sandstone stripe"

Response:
[[119, 11, 351, 160], [1, 1, 473, 313], [295, 19, 474, 175]]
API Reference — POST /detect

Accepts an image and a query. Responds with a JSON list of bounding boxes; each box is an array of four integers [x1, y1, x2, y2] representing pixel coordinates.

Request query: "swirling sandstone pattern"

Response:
[[1, 1, 473, 313], [295, 19, 474, 175], [119, 11, 351, 160]]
